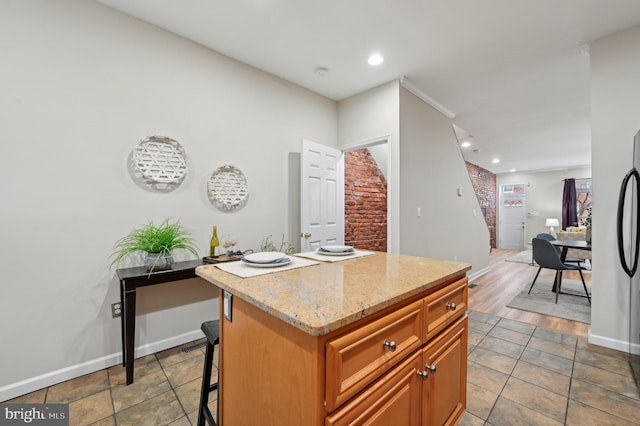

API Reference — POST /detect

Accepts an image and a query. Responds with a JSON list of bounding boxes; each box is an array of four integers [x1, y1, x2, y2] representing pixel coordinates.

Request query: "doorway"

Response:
[[344, 146, 388, 251], [499, 184, 526, 250]]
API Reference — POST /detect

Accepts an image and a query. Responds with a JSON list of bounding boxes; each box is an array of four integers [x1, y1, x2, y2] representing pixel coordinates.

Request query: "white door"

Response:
[[300, 139, 344, 251], [499, 185, 526, 250]]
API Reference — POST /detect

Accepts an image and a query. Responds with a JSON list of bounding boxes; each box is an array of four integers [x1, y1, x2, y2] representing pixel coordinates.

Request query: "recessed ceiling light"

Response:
[[461, 141, 471, 148], [510, 169, 516, 172], [492, 158, 500, 164], [368, 53, 384, 66]]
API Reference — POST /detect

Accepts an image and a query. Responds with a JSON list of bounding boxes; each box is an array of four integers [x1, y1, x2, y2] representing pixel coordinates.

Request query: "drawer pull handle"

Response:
[[446, 302, 457, 310], [382, 339, 397, 352]]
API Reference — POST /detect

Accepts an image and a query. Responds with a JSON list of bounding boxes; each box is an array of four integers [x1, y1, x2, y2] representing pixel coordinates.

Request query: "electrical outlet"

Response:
[[111, 302, 122, 318]]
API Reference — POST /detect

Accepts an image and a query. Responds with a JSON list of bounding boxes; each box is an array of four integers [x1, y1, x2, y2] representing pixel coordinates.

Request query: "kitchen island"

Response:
[[196, 252, 471, 426]]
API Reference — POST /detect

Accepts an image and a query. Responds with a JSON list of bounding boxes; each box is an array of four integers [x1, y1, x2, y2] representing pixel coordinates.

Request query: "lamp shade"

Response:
[[545, 218, 559, 227]]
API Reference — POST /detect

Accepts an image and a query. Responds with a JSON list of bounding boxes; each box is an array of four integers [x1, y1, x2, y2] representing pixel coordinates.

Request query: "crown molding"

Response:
[[400, 76, 456, 119]]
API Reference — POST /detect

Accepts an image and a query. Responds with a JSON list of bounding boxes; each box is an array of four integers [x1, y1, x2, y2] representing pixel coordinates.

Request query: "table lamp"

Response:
[[545, 218, 560, 237]]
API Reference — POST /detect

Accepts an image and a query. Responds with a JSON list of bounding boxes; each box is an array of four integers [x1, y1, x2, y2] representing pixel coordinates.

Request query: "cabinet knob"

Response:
[[382, 339, 397, 352], [446, 302, 457, 310], [416, 370, 429, 379], [425, 363, 436, 372]]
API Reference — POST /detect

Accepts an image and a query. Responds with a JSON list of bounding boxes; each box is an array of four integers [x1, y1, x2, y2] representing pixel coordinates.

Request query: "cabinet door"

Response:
[[326, 351, 422, 426], [420, 316, 467, 426]]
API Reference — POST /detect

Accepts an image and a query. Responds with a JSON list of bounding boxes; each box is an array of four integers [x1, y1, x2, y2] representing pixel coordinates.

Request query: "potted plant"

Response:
[[111, 219, 199, 271]]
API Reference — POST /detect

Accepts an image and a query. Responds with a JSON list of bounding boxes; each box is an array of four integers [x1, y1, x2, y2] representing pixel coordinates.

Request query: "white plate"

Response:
[[243, 252, 287, 264], [319, 245, 354, 253], [316, 248, 356, 256], [241, 257, 291, 268]]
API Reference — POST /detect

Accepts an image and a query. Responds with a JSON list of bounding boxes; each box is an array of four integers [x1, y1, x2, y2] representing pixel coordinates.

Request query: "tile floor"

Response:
[[5, 312, 640, 425]]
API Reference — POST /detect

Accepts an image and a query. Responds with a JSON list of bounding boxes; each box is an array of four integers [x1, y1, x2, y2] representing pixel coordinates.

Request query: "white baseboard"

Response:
[[0, 329, 205, 402], [468, 266, 490, 283], [588, 330, 640, 355]]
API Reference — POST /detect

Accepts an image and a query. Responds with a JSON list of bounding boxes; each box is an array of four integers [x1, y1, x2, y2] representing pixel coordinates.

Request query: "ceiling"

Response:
[[96, 0, 640, 174]]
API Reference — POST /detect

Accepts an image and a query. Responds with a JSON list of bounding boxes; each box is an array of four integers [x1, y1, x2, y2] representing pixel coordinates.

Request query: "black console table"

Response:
[[117, 260, 203, 385]]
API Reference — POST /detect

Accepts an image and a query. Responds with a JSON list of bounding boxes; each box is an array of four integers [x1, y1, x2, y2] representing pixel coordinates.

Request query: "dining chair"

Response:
[[529, 238, 591, 304], [535, 233, 584, 265]]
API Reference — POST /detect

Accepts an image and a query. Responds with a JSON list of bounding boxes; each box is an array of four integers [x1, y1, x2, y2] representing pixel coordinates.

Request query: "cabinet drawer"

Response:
[[325, 300, 423, 412], [325, 351, 421, 426], [423, 277, 467, 341]]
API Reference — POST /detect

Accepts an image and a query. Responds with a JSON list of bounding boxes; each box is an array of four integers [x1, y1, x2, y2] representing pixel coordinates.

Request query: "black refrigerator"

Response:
[[616, 129, 640, 394]]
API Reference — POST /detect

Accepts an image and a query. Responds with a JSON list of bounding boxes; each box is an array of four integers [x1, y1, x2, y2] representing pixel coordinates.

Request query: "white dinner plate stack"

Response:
[[241, 252, 292, 268], [317, 245, 355, 256]]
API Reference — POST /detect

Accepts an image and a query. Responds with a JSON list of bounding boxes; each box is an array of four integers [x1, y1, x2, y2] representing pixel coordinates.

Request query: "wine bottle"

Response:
[[210, 226, 220, 257]]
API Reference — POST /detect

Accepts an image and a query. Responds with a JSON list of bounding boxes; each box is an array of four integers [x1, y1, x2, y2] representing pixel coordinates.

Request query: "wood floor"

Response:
[[469, 248, 591, 337]]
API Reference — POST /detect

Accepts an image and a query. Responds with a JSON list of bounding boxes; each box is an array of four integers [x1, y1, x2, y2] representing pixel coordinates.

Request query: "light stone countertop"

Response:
[[195, 252, 471, 336]]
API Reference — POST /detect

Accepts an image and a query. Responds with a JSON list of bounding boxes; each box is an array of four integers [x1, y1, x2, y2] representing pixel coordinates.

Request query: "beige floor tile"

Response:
[[46, 370, 109, 404], [496, 318, 536, 335], [88, 416, 116, 426], [167, 416, 191, 425], [520, 347, 573, 377], [115, 390, 184, 426], [570, 378, 640, 424], [467, 360, 509, 394], [572, 362, 640, 400], [527, 336, 576, 360], [468, 330, 485, 346], [566, 399, 638, 426], [108, 354, 162, 387], [466, 382, 499, 420], [574, 346, 634, 377], [500, 377, 567, 423], [156, 341, 207, 369], [458, 411, 485, 426], [487, 396, 563, 426], [163, 355, 205, 388], [467, 311, 500, 325], [533, 327, 577, 347], [111, 370, 172, 413], [477, 335, 526, 359], [489, 326, 532, 346], [175, 377, 205, 414], [6, 388, 46, 404], [468, 346, 517, 375], [68, 389, 113, 426], [511, 360, 570, 396], [576, 336, 628, 361], [468, 319, 494, 335]]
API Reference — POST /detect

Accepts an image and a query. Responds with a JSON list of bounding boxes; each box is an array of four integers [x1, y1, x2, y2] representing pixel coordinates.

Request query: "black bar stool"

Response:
[[197, 320, 220, 426]]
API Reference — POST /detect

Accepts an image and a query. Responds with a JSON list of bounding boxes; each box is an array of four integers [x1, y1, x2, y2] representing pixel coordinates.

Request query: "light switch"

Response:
[[417, 207, 421, 217], [457, 187, 464, 197]]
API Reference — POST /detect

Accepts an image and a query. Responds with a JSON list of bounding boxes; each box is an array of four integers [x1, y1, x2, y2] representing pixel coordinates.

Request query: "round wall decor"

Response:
[[207, 165, 249, 211], [131, 135, 187, 184]]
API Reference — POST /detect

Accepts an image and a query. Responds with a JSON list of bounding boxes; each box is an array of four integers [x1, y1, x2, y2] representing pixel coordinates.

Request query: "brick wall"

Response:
[[345, 149, 387, 251], [465, 162, 497, 248]]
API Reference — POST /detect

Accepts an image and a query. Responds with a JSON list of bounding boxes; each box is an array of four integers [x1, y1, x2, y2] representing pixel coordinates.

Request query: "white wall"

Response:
[[0, 0, 336, 399], [590, 25, 640, 353], [497, 167, 591, 245], [338, 81, 400, 253], [399, 88, 490, 276]]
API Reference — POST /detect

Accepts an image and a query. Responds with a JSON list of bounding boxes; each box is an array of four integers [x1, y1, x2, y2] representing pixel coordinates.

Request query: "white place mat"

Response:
[[214, 256, 319, 278], [293, 249, 376, 263]]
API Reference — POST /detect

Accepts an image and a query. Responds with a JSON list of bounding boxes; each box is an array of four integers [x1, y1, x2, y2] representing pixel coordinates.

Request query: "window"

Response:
[[575, 178, 592, 225]]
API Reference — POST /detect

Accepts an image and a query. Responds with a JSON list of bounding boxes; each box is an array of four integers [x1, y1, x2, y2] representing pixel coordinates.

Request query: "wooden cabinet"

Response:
[[217, 274, 468, 426], [421, 316, 468, 426]]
